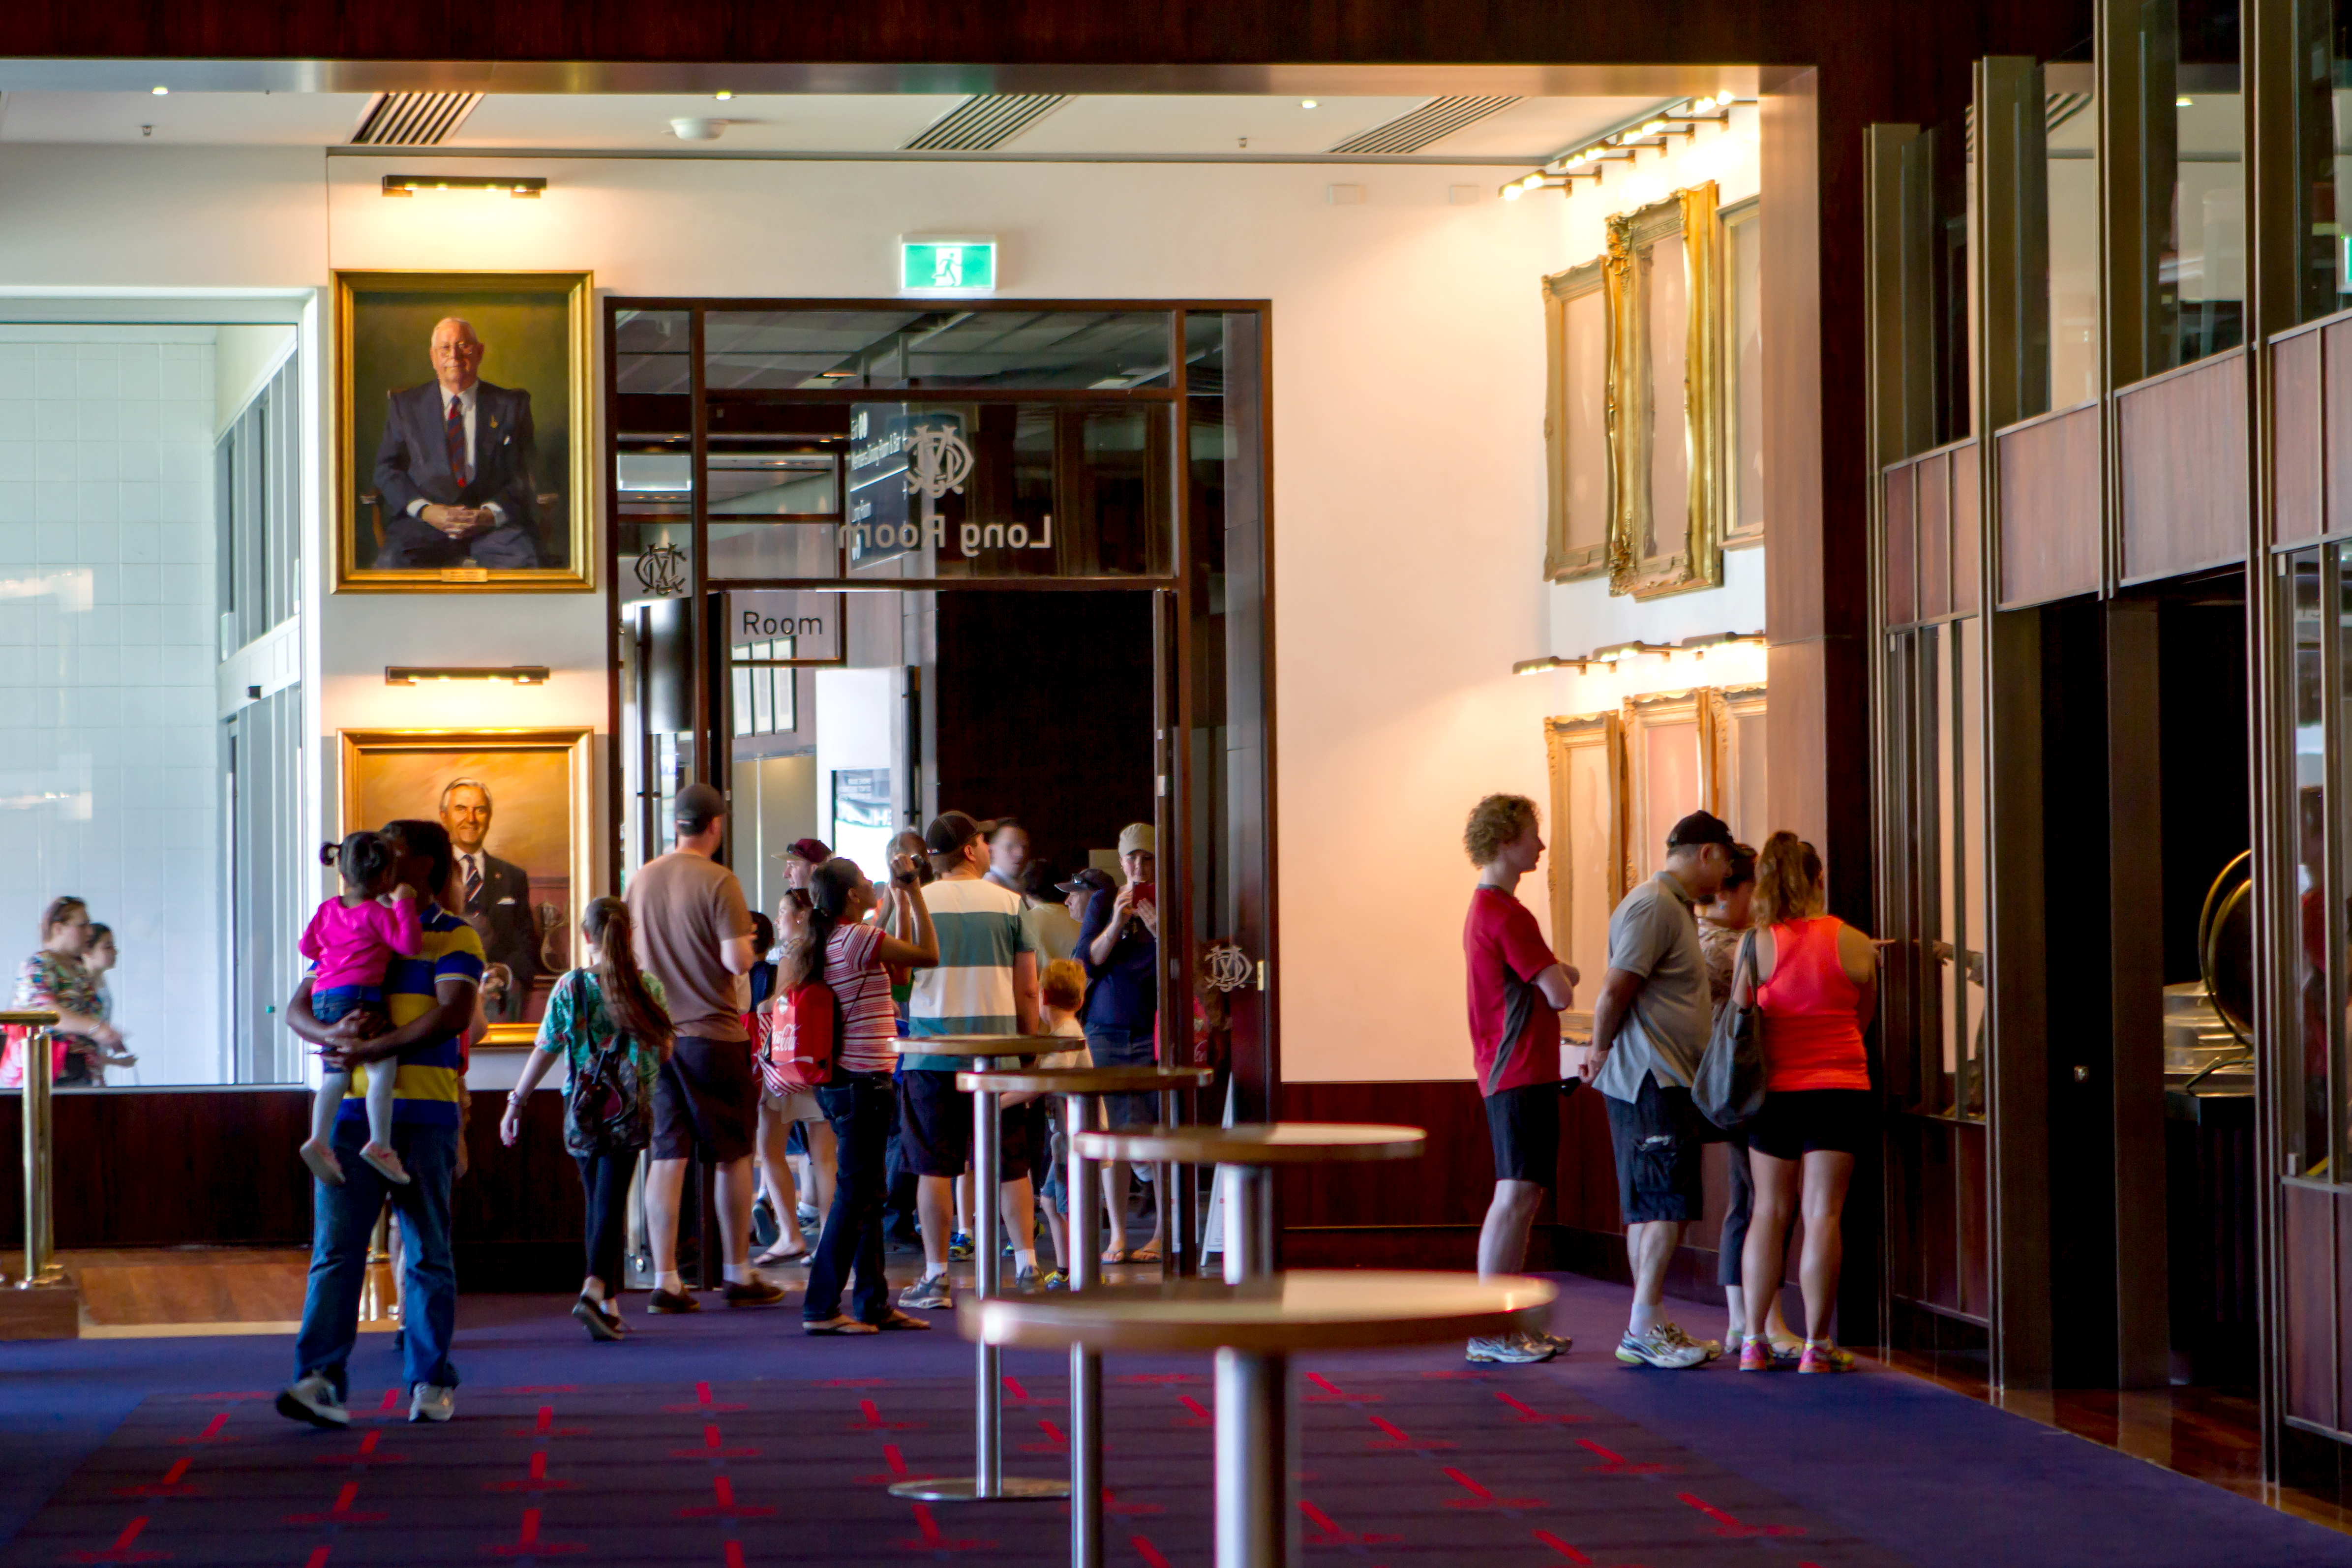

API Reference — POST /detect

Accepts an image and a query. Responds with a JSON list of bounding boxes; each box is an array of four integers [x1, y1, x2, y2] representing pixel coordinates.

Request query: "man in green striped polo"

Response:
[[897, 811, 1042, 1311]]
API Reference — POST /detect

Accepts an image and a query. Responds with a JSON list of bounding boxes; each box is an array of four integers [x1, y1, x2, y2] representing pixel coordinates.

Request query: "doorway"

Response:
[[606, 298, 1276, 1177]]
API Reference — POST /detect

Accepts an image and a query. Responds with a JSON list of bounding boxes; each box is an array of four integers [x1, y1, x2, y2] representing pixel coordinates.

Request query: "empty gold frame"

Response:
[[1542, 257, 1614, 580], [1543, 712, 1625, 1000], [1542, 182, 1729, 596]]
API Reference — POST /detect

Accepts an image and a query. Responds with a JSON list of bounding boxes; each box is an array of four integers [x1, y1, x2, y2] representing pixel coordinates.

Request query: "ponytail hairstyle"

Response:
[[1749, 832, 1825, 929], [784, 856, 864, 990], [320, 831, 397, 895], [581, 896, 674, 1061]]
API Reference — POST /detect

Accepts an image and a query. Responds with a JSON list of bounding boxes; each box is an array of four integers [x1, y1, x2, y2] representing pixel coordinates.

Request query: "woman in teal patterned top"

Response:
[[501, 896, 673, 1341]]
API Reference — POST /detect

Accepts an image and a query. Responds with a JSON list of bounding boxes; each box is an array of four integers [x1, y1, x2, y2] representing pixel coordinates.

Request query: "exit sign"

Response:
[[900, 237, 997, 294]]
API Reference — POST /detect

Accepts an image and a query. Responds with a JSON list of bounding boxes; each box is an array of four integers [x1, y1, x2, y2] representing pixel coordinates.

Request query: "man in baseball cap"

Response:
[[623, 781, 782, 1313], [1573, 804, 1738, 1370]]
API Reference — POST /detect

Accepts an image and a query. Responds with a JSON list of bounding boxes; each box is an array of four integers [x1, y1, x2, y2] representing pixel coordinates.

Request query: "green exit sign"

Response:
[[900, 237, 997, 294]]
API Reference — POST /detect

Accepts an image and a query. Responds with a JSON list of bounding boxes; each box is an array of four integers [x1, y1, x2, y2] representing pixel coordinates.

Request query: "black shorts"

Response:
[[895, 1069, 1037, 1182], [1483, 1083, 1561, 1186], [1746, 1088, 1873, 1161], [651, 1035, 758, 1162], [1603, 1075, 1706, 1224]]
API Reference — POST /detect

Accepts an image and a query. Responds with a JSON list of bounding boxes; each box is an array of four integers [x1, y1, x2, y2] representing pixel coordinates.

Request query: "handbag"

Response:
[[1692, 929, 1768, 1130]]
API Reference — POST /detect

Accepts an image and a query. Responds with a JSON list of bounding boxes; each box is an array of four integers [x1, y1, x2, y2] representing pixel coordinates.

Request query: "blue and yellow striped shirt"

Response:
[[336, 902, 483, 1128]]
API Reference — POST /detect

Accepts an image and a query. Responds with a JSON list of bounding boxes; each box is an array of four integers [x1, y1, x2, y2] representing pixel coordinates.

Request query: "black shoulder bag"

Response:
[[1692, 930, 1768, 1130]]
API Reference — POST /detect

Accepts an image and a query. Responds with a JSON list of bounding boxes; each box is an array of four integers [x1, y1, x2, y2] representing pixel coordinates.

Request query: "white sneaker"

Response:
[[1615, 1326, 1708, 1369], [1533, 1328, 1574, 1354], [1466, 1332, 1554, 1364], [275, 1373, 350, 1428], [1658, 1321, 1722, 1361], [408, 1383, 455, 1423]]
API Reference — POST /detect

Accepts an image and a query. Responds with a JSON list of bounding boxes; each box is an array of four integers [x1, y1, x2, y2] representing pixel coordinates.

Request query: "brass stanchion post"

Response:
[[4, 1012, 64, 1289]]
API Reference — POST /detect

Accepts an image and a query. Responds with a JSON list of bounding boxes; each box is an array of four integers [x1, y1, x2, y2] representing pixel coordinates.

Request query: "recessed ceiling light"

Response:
[[714, 90, 733, 100], [1301, 99, 1318, 109], [150, 85, 168, 96], [2176, 95, 2194, 107]]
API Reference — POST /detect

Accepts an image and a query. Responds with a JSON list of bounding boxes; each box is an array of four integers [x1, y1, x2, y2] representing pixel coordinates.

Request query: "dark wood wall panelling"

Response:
[[2286, 1182, 2336, 1433], [2328, 318, 2352, 539], [1995, 402, 2103, 607], [0, 1090, 584, 1289], [1917, 450, 1952, 620], [1952, 443, 1982, 614], [2274, 325, 2323, 546], [1885, 462, 1917, 625], [2116, 349, 2250, 584]]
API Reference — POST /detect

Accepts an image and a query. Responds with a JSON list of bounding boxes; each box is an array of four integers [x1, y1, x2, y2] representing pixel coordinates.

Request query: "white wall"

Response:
[[0, 138, 1684, 1085], [0, 325, 218, 1084]]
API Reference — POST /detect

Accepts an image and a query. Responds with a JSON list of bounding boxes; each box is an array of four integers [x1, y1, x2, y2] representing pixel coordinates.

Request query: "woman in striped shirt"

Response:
[[797, 851, 940, 1334]]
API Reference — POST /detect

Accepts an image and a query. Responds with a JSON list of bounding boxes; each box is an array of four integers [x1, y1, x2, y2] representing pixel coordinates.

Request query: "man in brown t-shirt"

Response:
[[625, 782, 782, 1311]]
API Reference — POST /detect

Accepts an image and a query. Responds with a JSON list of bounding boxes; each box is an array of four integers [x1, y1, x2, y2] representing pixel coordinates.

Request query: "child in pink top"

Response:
[[297, 831, 422, 1189]]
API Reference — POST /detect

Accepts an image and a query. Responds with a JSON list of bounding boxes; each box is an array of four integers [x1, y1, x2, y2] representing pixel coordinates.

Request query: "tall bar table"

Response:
[[1074, 1122, 1426, 1567], [958, 1063, 1212, 1568], [963, 1270, 1554, 1568], [889, 1035, 1069, 1503], [1075, 1122, 1426, 1284]]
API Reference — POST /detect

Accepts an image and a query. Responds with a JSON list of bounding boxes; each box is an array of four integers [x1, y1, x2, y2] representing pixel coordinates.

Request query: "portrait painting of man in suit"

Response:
[[439, 778, 540, 1023], [371, 317, 542, 570], [336, 271, 590, 590]]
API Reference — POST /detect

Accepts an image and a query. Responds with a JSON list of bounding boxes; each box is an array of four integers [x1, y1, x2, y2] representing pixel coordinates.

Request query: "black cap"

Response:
[[1665, 809, 1737, 851], [674, 782, 726, 828], [924, 811, 983, 856], [1057, 866, 1115, 895]]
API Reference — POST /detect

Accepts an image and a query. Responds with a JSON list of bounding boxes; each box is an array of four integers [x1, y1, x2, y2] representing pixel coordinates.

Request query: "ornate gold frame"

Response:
[[337, 726, 595, 1048], [1619, 689, 1714, 884], [1703, 683, 1769, 843], [1606, 181, 1726, 598], [1543, 710, 1624, 1037], [1542, 256, 1614, 581], [333, 270, 596, 595], [1716, 195, 1766, 552]]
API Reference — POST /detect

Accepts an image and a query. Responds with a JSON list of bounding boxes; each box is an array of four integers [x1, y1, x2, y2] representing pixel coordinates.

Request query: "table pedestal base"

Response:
[[1215, 1346, 1297, 1568]]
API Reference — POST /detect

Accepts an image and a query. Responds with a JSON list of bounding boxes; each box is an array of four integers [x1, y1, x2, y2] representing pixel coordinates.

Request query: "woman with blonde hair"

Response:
[[1732, 833, 1876, 1373]]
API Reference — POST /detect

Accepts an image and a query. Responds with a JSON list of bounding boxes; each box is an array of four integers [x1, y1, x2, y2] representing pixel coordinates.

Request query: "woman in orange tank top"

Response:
[[1728, 833, 1877, 1374]]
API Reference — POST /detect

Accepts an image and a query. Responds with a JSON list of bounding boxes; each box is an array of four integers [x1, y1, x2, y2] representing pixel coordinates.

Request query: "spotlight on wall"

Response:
[[151, 85, 169, 96], [385, 666, 551, 686], [380, 175, 546, 198]]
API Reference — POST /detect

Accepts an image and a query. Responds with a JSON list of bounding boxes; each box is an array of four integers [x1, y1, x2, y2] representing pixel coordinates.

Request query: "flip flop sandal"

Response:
[[803, 1315, 878, 1335], [754, 1243, 808, 1268], [1100, 1247, 1132, 1266], [1128, 1245, 1164, 1264], [874, 1309, 934, 1331]]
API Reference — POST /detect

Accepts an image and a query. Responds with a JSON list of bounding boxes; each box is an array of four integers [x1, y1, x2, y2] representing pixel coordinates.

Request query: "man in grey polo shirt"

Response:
[[1575, 809, 1736, 1370]]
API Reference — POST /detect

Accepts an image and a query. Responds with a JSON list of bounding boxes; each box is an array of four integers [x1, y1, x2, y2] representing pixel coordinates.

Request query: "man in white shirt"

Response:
[[371, 316, 542, 570]]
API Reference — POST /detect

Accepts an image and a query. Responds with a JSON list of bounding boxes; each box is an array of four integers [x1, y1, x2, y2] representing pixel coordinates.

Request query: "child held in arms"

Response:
[[297, 831, 423, 1188]]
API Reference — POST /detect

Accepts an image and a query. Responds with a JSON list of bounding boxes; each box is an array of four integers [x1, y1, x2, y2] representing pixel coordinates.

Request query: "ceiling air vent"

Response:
[[904, 94, 1071, 152], [1328, 95, 1520, 156], [350, 91, 484, 147]]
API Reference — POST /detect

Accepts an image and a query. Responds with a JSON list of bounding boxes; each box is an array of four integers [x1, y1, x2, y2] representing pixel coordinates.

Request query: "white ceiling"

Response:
[[0, 89, 1669, 161]]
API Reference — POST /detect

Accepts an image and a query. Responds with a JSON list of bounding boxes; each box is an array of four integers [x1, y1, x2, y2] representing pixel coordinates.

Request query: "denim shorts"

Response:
[[1086, 1026, 1158, 1129], [312, 984, 383, 1025]]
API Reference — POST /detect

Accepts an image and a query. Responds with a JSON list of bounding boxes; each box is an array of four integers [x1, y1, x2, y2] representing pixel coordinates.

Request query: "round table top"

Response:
[[956, 1065, 1214, 1094], [1071, 1121, 1427, 1167], [892, 1035, 1066, 1060], [959, 1270, 1555, 1353]]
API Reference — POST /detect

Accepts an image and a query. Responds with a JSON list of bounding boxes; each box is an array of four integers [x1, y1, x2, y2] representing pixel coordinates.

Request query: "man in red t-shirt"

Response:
[[1461, 793, 1579, 1365]]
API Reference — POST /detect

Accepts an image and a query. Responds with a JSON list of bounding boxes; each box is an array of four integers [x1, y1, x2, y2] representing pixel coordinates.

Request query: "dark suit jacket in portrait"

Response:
[[463, 849, 539, 1021], [370, 379, 543, 570]]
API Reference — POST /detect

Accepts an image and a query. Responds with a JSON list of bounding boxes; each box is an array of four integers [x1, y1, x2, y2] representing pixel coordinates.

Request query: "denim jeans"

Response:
[[804, 1073, 894, 1324], [1086, 1026, 1156, 1128], [293, 1116, 460, 1397]]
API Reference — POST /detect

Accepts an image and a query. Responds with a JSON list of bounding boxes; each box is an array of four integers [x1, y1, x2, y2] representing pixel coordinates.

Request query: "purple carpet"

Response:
[[0, 1274, 2348, 1567]]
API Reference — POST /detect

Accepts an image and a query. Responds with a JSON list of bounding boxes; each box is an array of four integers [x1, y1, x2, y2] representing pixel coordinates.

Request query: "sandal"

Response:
[[873, 1309, 933, 1331], [753, 1241, 808, 1268], [1128, 1244, 1163, 1265], [1100, 1246, 1132, 1266], [804, 1314, 877, 1335]]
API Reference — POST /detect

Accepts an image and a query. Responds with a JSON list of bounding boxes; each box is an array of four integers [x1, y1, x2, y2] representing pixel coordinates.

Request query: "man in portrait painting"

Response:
[[371, 316, 542, 570], [440, 778, 538, 1022]]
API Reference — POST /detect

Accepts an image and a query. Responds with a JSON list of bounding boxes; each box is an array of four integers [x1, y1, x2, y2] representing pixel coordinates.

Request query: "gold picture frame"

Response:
[[1703, 683, 1769, 845], [338, 726, 596, 1047], [334, 270, 596, 594], [1542, 256, 1614, 581], [1606, 181, 1726, 598], [1543, 711, 1626, 1016], [1620, 689, 1713, 883], [1717, 195, 1765, 552]]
